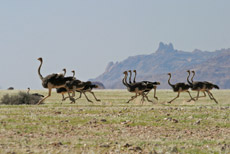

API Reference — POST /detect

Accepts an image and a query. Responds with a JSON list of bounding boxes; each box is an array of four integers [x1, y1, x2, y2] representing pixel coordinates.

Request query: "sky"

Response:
[[0, 0, 230, 89]]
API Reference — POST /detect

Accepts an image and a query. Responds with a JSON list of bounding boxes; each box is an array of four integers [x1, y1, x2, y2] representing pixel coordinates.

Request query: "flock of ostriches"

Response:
[[36, 57, 219, 105]]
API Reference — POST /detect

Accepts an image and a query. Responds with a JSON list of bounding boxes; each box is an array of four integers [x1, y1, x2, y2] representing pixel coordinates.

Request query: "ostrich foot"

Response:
[[187, 99, 195, 102], [70, 97, 75, 103], [86, 99, 93, 103], [89, 100, 93, 103]]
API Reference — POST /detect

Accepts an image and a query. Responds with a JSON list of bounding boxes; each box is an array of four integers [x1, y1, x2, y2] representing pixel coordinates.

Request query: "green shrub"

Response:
[[0, 92, 43, 105]]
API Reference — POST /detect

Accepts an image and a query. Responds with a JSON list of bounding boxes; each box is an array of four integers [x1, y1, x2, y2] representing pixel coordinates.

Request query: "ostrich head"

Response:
[[71, 70, 76, 79], [123, 71, 128, 75], [62, 68, 66, 76], [37, 57, 43, 62]]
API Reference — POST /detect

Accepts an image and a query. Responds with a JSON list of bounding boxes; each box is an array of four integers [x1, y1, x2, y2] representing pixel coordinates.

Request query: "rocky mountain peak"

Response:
[[105, 61, 114, 73], [156, 42, 175, 54]]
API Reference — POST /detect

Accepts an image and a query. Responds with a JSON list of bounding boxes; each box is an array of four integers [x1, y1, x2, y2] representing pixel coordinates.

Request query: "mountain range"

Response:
[[91, 42, 230, 89]]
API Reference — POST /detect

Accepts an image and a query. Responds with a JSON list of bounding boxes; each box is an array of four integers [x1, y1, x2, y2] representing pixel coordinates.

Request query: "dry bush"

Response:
[[0, 92, 43, 105]]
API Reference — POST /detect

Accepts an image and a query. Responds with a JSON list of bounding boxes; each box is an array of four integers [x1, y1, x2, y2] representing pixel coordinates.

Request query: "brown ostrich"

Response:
[[167, 73, 194, 103], [37, 57, 75, 104]]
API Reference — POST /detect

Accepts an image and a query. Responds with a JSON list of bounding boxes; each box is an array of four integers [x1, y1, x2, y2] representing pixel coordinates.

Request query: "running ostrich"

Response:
[[186, 70, 207, 101], [56, 70, 76, 101], [70, 71, 100, 102], [132, 70, 160, 101], [56, 69, 99, 103], [64, 79, 93, 103], [191, 70, 219, 104], [75, 83, 101, 102], [73, 71, 101, 102], [167, 73, 194, 103], [37, 57, 75, 104], [123, 71, 149, 104], [60, 70, 96, 103]]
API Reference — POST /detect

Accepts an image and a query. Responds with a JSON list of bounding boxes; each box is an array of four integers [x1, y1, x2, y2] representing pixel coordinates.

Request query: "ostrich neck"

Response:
[[124, 74, 130, 86], [133, 71, 136, 83], [129, 72, 132, 84], [38, 60, 44, 80], [63, 70, 66, 76], [191, 72, 195, 83], [122, 75, 127, 87], [187, 72, 192, 85], [168, 75, 173, 87]]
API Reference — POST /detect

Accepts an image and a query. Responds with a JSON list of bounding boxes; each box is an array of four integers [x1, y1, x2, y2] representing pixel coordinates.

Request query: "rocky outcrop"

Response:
[[91, 42, 230, 89]]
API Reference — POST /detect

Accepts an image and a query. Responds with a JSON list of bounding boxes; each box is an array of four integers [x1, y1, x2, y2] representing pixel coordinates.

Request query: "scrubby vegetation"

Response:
[[0, 91, 42, 105], [0, 89, 229, 153]]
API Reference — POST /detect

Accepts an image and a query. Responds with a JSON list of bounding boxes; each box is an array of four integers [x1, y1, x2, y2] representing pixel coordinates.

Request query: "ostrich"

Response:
[[126, 70, 160, 103], [191, 70, 219, 104], [64, 80, 93, 103], [123, 71, 148, 104], [132, 70, 160, 101], [57, 70, 98, 103], [186, 70, 207, 101], [71, 69, 100, 102], [142, 81, 160, 102], [75, 83, 101, 103], [56, 70, 76, 101], [61, 70, 96, 103], [27, 87, 44, 97], [37, 57, 75, 104], [167, 73, 194, 103]]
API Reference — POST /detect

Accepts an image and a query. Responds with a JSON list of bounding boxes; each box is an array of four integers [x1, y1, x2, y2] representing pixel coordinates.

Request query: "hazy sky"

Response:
[[0, 0, 230, 89]]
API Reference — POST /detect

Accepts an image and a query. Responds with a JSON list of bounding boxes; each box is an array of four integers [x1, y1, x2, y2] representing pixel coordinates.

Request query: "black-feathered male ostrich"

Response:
[[132, 70, 160, 101], [58, 70, 100, 103], [186, 70, 207, 101], [75, 82, 101, 103], [37, 57, 75, 104], [71, 70, 100, 102], [123, 71, 148, 104], [167, 73, 194, 103], [191, 70, 219, 104], [56, 70, 76, 101], [64, 79, 93, 103]]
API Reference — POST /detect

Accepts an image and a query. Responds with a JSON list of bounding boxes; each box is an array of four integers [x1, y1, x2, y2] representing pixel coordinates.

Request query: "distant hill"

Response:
[[91, 42, 230, 89]]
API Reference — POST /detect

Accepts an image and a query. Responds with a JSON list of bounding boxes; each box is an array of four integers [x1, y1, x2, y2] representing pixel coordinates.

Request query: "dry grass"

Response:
[[0, 89, 230, 153]]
